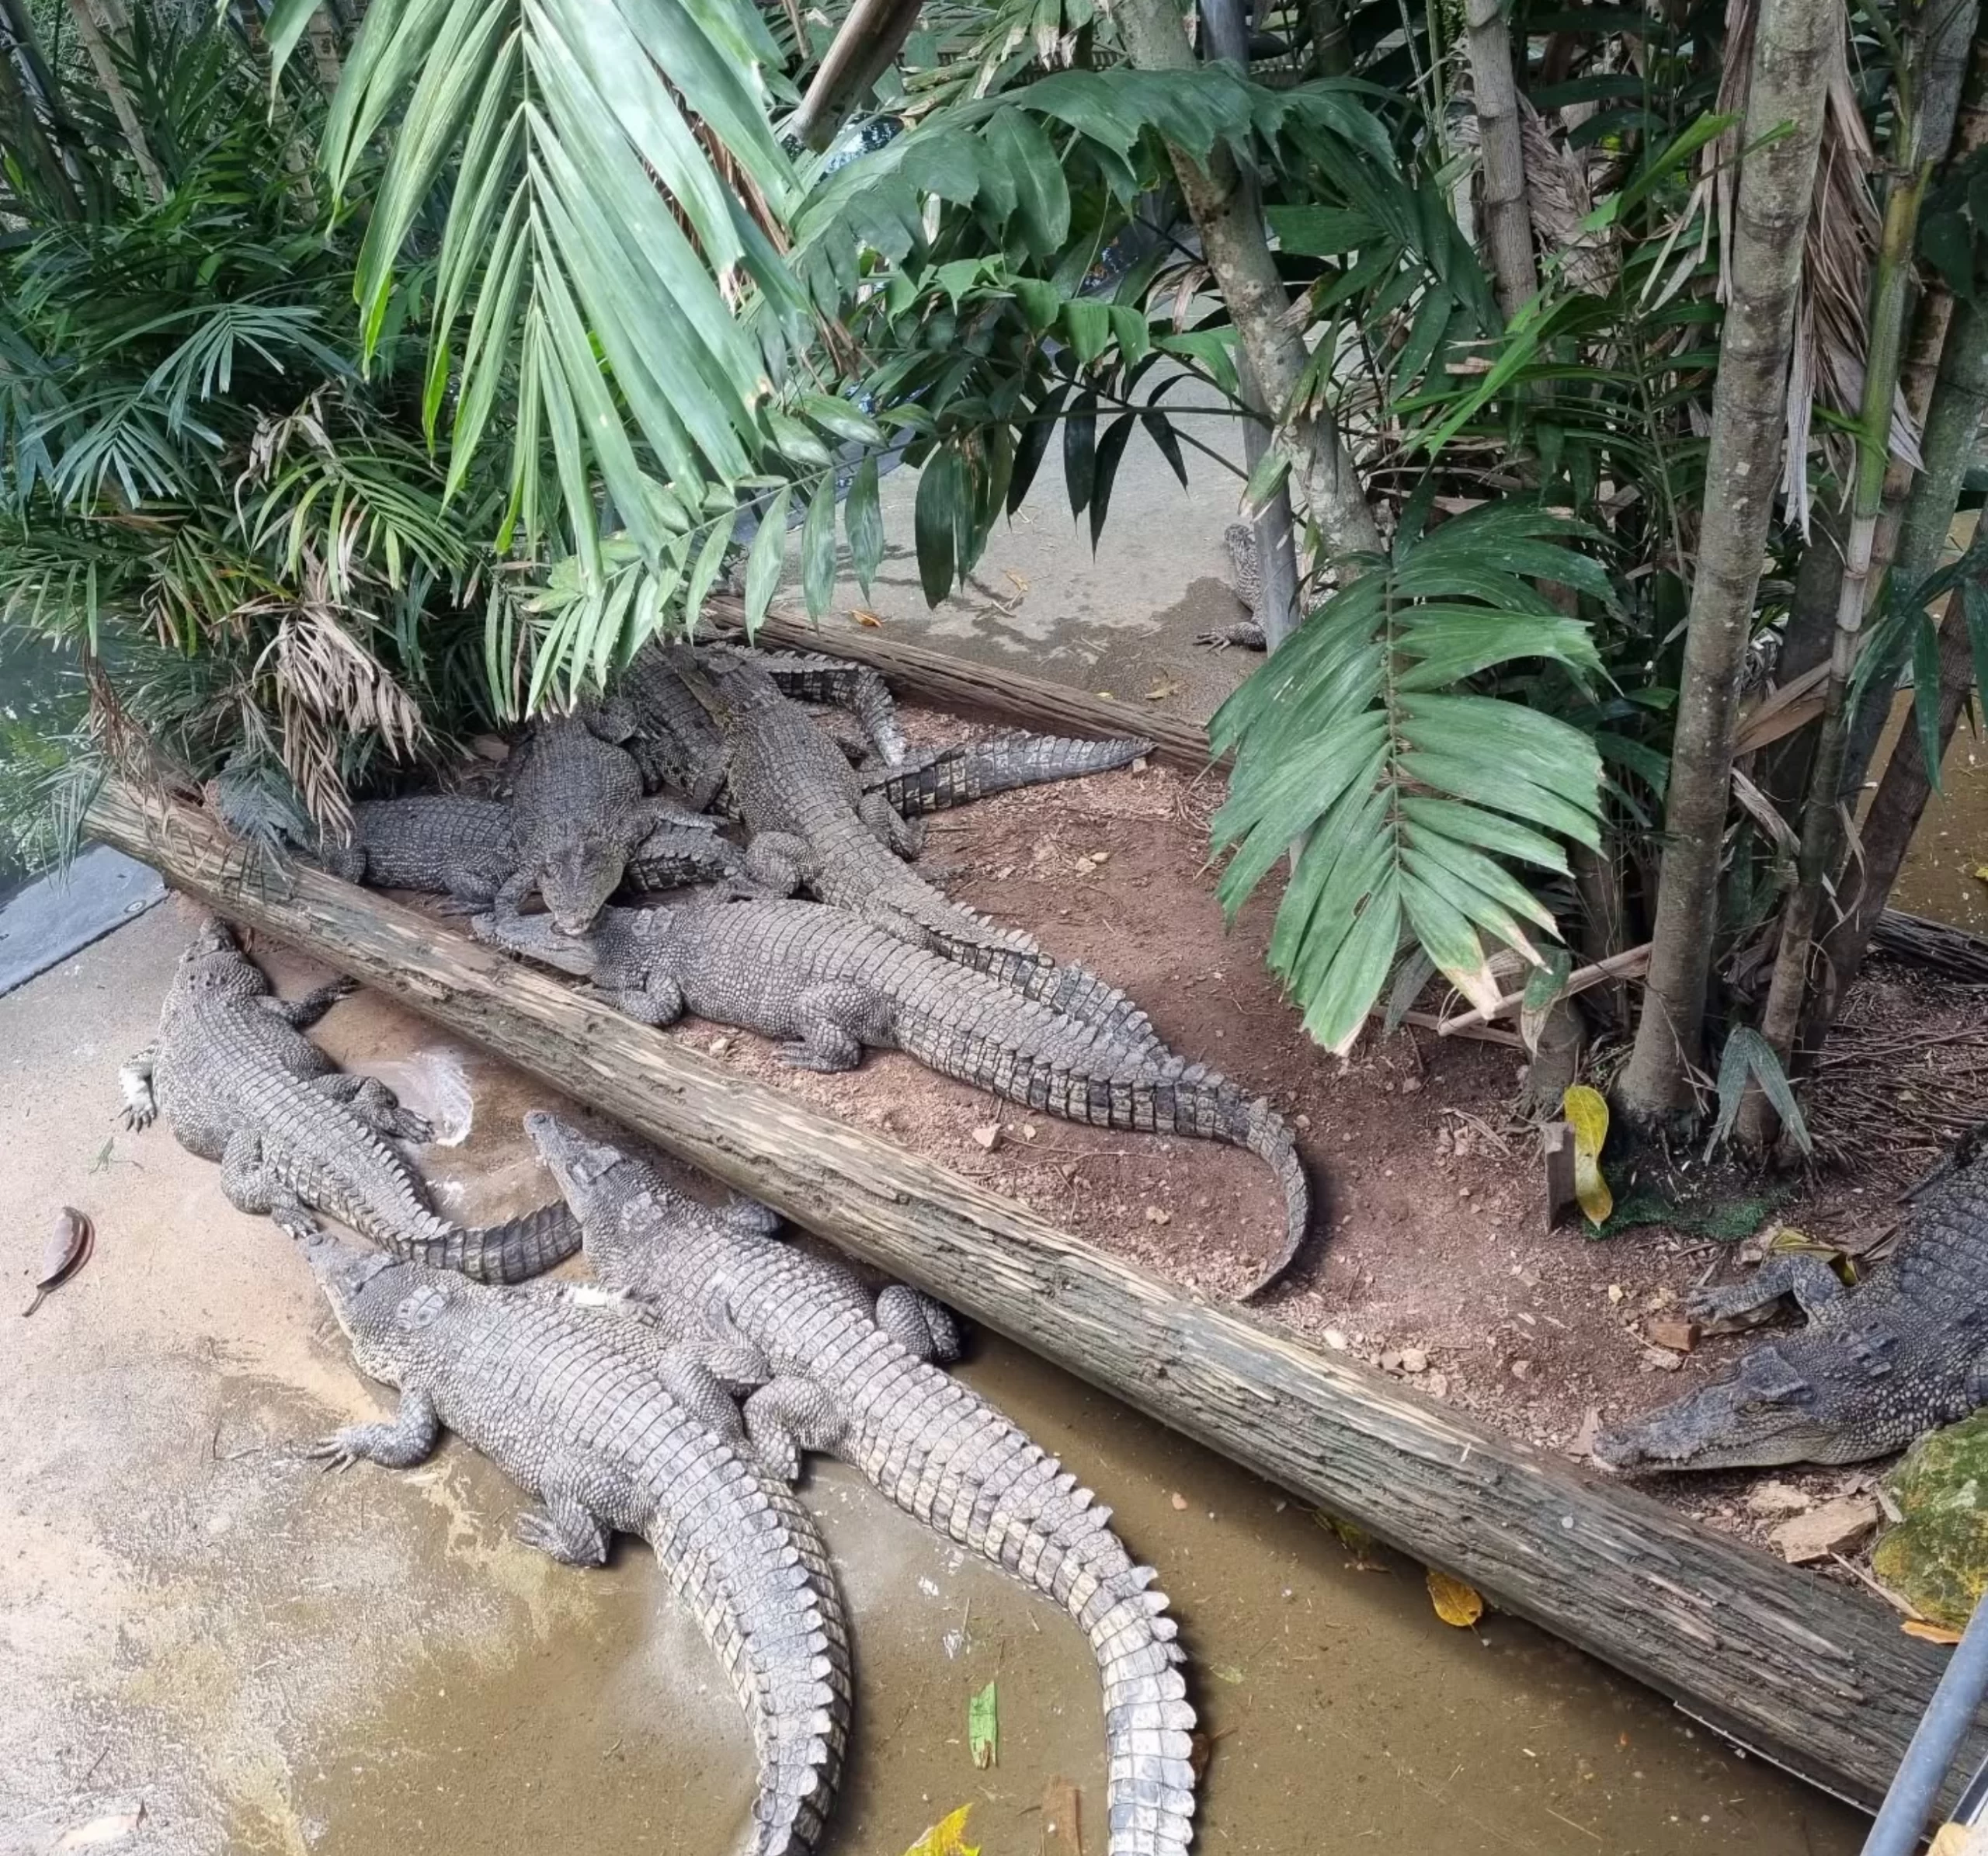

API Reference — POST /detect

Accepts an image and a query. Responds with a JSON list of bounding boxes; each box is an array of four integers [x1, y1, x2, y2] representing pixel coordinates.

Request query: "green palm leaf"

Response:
[[1211, 502, 1607, 1054]]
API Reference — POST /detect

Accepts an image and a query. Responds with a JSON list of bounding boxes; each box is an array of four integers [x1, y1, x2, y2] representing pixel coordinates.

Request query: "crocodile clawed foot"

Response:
[[391, 1110, 436, 1145], [123, 1107, 155, 1133], [305, 1433, 363, 1472]]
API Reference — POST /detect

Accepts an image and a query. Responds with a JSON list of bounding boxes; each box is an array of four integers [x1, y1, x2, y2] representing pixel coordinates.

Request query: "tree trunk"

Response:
[[1616, 0, 1834, 1128], [0, 24, 78, 217], [1743, 16, 1946, 1148], [65, 0, 164, 202], [305, 5, 344, 89], [1112, 0, 1385, 567], [1462, 0, 1537, 321], [84, 777, 1985, 1818], [1305, 0, 1351, 75], [1801, 295, 1988, 1040]]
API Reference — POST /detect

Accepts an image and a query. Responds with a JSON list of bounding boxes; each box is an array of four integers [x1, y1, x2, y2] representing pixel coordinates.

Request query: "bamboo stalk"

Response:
[[1461, 0, 1538, 321], [1437, 943, 1653, 1036], [65, 0, 164, 203]]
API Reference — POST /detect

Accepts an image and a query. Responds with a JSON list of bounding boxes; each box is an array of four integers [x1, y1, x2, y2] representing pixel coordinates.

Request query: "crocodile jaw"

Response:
[[1593, 1341, 1850, 1472]]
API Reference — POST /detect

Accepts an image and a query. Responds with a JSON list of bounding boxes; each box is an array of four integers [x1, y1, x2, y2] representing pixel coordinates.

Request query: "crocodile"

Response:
[[316, 794, 742, 907], [502, 709, 718, 932], [476, 898, 1309, 1278], [1594, 1149, 1988, 1470], [865, 729, 1152, 819], [302, 1229, 848, 1855], [523, 1111, 1199, 1856], [120, 919, 575, 1283], [1194, 522, 1267, 652]]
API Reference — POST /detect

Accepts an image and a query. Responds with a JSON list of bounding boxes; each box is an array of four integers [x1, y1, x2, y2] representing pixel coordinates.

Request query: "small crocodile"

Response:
[[476, 898, 1310, 1277], [866, 730, 1152, 819], [1194, 522, 1267, 652], [303, 1229, 848, 1855], [318, 794, 742, 908], [502, 710, 717, 932], [1594, 1151, 1988, 1470], [121, 919, 575, 1283], [523, 1112, 1199, 1856]]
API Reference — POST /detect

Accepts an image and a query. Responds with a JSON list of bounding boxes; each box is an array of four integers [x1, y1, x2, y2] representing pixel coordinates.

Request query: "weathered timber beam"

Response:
[[88, 780, 1977, 1814], [1872, 909, 1988, 984], [704, 596, 1222, 774]]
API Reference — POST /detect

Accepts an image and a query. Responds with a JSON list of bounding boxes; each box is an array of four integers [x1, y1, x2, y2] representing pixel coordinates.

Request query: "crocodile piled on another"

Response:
[[303, 1228, 849, 1855], [121, 919, 575, 1283], [524, 1112, 1199, 1856], [478, 898, 1310, 1281], [1595, 1143, 1988, 1470], [317, 794, 742, 907]]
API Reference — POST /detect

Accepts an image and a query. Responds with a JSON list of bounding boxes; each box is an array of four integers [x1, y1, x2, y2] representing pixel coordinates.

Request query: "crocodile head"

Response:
[[1593, 1342, 1847, 1472], [538, 836, 626, 937], [169, 916, 268, 1006], [301, 1229, 457, 1382], [523, 1110, 680, 1283]]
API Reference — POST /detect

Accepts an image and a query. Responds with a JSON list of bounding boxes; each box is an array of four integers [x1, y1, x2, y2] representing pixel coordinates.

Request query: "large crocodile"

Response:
[[523, 1112, 1199, 1856], [1594, 1148, 1988, 1469], [502, 710, 717, 932], [317, 794, 742, 907], [302, 1228, 848, 1855], [475, 898, 1309, 1280], [120, 919, 575, 1283]]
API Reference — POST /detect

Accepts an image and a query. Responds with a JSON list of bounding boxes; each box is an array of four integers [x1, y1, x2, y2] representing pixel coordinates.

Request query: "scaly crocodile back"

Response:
[[404, 1286, 847, 1854], [869, 731, 1153, 817]]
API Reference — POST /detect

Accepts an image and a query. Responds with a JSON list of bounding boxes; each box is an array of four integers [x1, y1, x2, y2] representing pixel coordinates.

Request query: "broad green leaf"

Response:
[[1063, 391, 1097, 519], [915, 448, 962, 606], [1709, 1027, 1811, 1156], [845, 456, 884, 598], [1142, 409, 1189, 488], [801, 479, 837, 619], [968, 1681, 998, 1769], [742, 488, 790, 634], [1009, 384, 1067, 513], [1090, 414, 1135, 550], [682, 511, 736, 635], [1059, 299, 1111, 370]]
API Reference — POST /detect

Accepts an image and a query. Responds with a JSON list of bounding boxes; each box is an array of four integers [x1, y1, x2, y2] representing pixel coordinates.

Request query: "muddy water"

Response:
[[1884, 690, 1988, 933], [2, 910, 1863, 1856]]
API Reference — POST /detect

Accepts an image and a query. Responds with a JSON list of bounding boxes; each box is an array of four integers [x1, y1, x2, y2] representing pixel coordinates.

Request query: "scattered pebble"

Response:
[[1641, 1348, 1684, 1372], [1294, 1114, 1312, 1131], [1399, 1347, 1430, 1375], [707, 1036, 732, 1057], [1607, 1284, 1625, 1305], [1020, 1123, 1038, 1142], [1323, 1329, 1349, 1352], [1745, 1480, 1814, 1519], [1170, 1492, 1189, 1511], [1425, 1371, 1450, 1399], [1145, 1206, 1173, 1225], [1510, 1359, 1533, 1381], [971, 1124, 1003, 1151], [1399, 1076, 1422, 1094], [1771, 1494, 1880, 1564]]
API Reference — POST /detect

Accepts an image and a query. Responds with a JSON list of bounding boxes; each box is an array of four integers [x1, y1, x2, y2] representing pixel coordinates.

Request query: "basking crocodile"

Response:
[[476, 898, 1309, 1274], [1594, 1149, 1988, 1469], [523, 1112, 1198, 1856], [502, 710, 716, 932], [866, 730, 1152, 819], [303, 1229, 848, 1856], [120, 919, 575, 1283], [317, 794, 742, 907], [1194, 523, 1267, 652]]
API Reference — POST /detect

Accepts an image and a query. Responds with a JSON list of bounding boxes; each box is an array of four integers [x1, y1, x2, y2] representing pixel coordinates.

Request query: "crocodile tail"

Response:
[[1018, 961, 1166, 1058], [1211, 1080, 1312, 1298], [860, 1353, 1195, 1856], [878, 731, 1150, 815], [395, 1201, 582, 1284], [752, 1485, 850, 1856]]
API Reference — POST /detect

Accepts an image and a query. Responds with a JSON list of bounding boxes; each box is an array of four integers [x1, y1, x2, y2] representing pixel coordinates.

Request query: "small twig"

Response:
[[1437, 944, 1654, 1037], [1830, 1551, 1923, 1620]]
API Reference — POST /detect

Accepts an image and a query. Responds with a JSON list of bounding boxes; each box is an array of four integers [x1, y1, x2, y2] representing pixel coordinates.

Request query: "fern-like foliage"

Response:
[[1209, 502, 1610, 1053]]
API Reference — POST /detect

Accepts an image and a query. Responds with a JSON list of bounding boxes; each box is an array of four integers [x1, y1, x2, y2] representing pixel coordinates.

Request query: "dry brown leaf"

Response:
[[56, 1807, 144, 1850], [1427, 1567, 1485, 1628], [1904, 1619, 1965, 1646], [1040, 1778, 1083, 1856], [1144, 677, 1182, 702], [24, 1206, 92, 1316], [852, 609, 884, 628]]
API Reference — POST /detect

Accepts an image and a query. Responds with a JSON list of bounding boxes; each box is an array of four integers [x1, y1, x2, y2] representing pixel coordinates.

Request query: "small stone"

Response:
[[1607, 1284, 1625, 1305], [1380, 1349, 1403, 1373], [1399, 1076, 1422, 1094], [707, 1036, 732, 1057], [1510, 1359, 1532, 1381], [1399, 1347, 1430, 1375], [1771, 1495, 1880, 1565], [1645, 1316, 1698, 1354], [1569, 1408, 1602, 1460], [1641, 1348, 1684, 1372], [1424, 1371, 1449, 1399], [1131, 756, 1149, 773], [971, 1124, 1003, 1152], [1170, 1491, 1189, 1511], [1323, 1328, 1349, 1352], [1745, 1481, 1814, 1519], [1194, 1196, 1211, 1211], [470, 733, 510, 763], [1294, 1113, 1312, 1131], [1145, 1206, 1173, 1226], [1021, 1123, 1038, 1142], [995, 865, 1015, 881], [1458, 1186, 1472, 1200], [1089, 849, 1110, 864]]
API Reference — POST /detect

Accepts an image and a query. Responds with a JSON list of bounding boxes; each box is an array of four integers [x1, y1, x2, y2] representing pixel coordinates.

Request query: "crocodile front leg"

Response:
[[308, 1388, 442, 1470], [875, 1284, 963, 1364], [307, 1072, 434, 1143], [120, 1046, 158, 1131], [218, 1129, 320, 1238], [1690, 1255, 1847, 1326], [780, 981, 893, 1072], [610, 973, 685, 1028], [744, 1376, 849, 1482], [261, 977, 358, 1029]]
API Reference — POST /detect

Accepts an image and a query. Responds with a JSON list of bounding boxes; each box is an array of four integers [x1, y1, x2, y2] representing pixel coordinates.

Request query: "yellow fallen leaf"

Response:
[[1973, 865, 1988, 885], [852, 608, 883, 627], [1005, 569, 1030, 594], [902, 1805, 979, 1856], [1562, 1085, 1613, 1227], [1930, 1821, 1973, 1856], [1904, 1619, 1965, 1645], [1426, 1566, 1484, 1627], [1144, 677, 1182, 701]]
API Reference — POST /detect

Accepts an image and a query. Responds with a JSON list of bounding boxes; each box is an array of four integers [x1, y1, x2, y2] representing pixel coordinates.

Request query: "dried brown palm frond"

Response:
[[1707, 0, 1920, 536], [1448, 98, 1618, 297]]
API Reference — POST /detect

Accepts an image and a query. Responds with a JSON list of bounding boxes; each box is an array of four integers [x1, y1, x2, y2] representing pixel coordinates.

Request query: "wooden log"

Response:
[[88, 780, 1979, 1814], [704, 596, 1222, 773], [1873, 909, 1988, 984]]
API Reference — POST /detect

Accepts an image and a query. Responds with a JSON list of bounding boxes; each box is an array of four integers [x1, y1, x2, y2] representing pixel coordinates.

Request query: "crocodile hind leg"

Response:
[[656, 1351, 756, 1448], [743, 1376, 849, 1482], [780, 981, 892, 1072], [742, 831, 816, 897], [260, 977, 357, 1029], [516, 1486, 613, 1566], [1689, 1254, 1847, 1326], [875, 1284, 963, 1364], [306, 1072, 434, 1144], [120, 1046, 157, 1131], [218, 1129, 319, 1238], [308, 1388, 441, 1470], [858, 789, 923, 859]]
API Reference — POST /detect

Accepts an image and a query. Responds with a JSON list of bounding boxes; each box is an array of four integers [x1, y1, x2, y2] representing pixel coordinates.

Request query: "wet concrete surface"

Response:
[[2, 902, 1866, 1855]]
